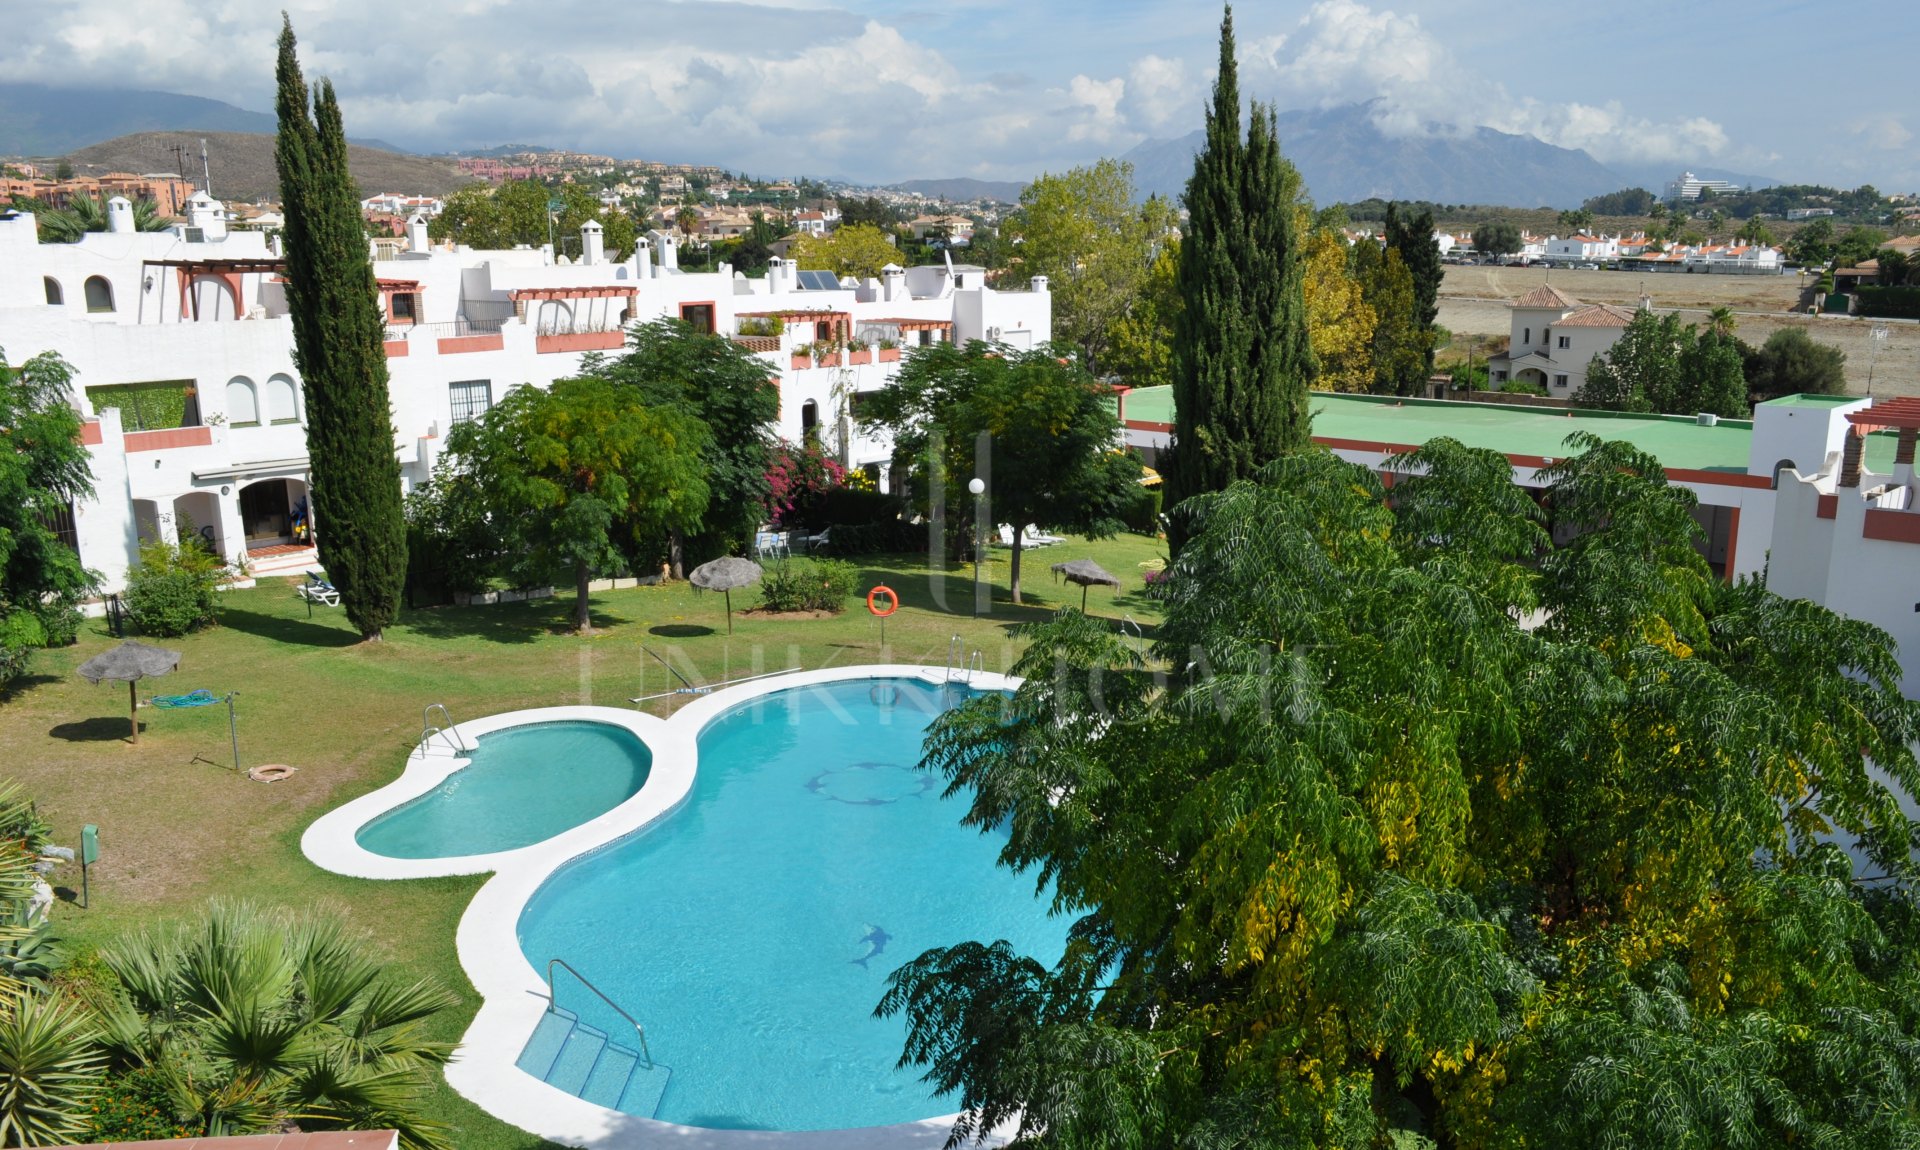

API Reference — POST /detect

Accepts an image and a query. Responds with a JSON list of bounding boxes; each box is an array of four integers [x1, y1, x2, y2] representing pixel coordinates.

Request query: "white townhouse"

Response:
[[1542, 234, 1620, 263], [0, 194, 1050, 596], [1483, 284, 1635, 397]]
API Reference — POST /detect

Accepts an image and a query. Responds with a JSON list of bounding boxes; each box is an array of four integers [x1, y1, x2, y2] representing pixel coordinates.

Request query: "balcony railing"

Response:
[[388, 318, 508, 341]]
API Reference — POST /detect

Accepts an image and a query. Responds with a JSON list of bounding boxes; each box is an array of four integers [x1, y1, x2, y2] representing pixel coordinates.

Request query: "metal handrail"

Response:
[[547, 958, 652, 1068], [966, 650, 984, 684], [419, 703, 470, 756], [1120, 614, 1144, 655], [944, 635, 963, 681]]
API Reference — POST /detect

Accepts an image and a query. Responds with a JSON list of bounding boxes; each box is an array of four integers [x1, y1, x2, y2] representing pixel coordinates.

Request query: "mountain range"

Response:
[[1122, 101, 1774, 210], [0, 82, 1777, 211]]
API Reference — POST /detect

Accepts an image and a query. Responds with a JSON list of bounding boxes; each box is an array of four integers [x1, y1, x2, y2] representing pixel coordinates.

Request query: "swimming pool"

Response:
[[356, 721, 652, 859], [514, 677, 1065, 1131]]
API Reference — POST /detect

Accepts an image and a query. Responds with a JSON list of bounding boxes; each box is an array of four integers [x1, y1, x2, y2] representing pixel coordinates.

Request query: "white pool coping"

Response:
[[302, 664, 1023, 1149]]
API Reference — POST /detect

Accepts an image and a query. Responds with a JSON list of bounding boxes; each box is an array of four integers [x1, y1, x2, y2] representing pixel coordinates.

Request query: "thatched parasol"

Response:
[[76, 640, 181, 743], [689, 556, 763, 634], [1051, 558, 1122, 612]]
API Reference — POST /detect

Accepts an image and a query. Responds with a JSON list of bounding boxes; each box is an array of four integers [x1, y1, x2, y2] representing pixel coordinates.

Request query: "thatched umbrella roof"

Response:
[[689, 557, 764, 634], [76, 640, 181, 744], [1051, 558, 1122, 612]]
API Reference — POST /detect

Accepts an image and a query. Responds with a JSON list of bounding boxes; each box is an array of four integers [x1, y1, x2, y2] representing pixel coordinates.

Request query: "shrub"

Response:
[[122, 541, 225, 637], [0, 610, 46, 689], [1119, 485, 1164, 535], [1500, 376, 1550, 397], [1855, 285, 1920, 319], [82, 1063, 196, 1141], [818, 519, 922, 556], [757, 558, 858, 613], [737, 315, 784, 337]]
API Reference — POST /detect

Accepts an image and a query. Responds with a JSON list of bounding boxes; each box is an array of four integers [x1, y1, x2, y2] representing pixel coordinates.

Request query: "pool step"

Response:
[[515, 1006, 670, 1119]]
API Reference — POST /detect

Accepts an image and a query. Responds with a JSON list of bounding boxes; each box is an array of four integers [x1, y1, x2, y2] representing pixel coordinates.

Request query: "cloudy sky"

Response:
[[8, 0, 1916, 189]]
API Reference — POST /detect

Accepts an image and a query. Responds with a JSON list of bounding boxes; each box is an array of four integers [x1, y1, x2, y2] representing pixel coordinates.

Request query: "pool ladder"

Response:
[[418, 703, 471, 757], [1120, 614, 1144, 656], [941, 635, 984, 685], [546, 958, 654, 1069]]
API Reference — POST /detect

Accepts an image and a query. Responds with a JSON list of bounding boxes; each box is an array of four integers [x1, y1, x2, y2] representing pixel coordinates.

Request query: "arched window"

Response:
[[264, 374, 300, 424], [42, 278, 62, 306], [84, 276, 115, 313], [226, 377, 259, 427], [800, 400, 819, 445]]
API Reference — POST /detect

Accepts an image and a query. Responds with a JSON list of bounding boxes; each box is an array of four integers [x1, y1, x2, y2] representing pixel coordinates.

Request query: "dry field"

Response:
[[1439, 265, 1920, 397]]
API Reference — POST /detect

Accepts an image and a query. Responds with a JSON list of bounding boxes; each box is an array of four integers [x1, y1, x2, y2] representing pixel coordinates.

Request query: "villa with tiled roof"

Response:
[[1485, 284, 1641, 399]]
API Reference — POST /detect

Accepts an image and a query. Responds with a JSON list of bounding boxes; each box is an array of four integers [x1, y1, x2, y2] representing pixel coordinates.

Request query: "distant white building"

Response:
[[360, 193, 444, 218], [1484, 284, 1636, 397], [1787, 207, 1836, 220], [1666, 171, 1740, 202], [1543, 234, 1619, 263]]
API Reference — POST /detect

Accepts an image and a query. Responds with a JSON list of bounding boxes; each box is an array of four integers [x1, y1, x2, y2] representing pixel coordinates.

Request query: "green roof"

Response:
[[1762, 394, 1860, 409], [1118, 388, 1896, 476]]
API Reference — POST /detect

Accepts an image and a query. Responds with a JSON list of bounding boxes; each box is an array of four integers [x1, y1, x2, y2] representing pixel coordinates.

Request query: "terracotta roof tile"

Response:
[[1510, 284, 1581, 310], [1556, 304, 1635, 328]]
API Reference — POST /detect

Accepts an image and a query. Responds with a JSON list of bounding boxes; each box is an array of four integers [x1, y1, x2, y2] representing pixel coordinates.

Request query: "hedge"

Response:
[[1856, 285, 1920, 319]]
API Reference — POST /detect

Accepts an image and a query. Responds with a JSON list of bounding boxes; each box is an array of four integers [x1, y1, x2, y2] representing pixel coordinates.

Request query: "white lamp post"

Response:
[[968, 476, 987, 617]]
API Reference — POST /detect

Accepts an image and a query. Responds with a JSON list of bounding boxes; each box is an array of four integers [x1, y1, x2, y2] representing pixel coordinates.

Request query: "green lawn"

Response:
[[0, 532, 1165, 1148]]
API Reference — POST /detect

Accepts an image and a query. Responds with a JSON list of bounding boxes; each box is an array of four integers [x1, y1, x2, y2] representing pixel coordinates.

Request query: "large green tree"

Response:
[[1101, 239, 1180, 391], [1748, 326, 1848, 399], [880, 435, 1920, 1148], [583, 318, 780, 573], [429, 180, 551, 251], [857, 342, 1137, 605], [788, 223, 902, 280], [0, 350, 95, 685], [1162, 6, 1314, 552], [1384, 202, 1443, 376], [274, 19, 407, 641], [1574, 308, 1685, 414], [1471, 220, 1523, 257], [1010, 162, 1173, 373], [440, 376, 709, 632], [1351, 239, 1425, 395]]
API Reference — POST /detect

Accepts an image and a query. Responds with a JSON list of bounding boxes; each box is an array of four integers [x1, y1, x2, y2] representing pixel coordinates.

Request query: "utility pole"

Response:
[[200, 138, 212, 199]]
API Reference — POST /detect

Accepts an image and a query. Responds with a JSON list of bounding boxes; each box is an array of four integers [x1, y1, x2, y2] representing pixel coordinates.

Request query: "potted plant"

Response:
[[877, 337, 901, 363], [846, 337, 871, 365], [790, 341, 814, 370]]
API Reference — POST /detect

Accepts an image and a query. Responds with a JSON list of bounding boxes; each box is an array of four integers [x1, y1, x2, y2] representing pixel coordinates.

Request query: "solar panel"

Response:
[[795, 270, 841, 292]]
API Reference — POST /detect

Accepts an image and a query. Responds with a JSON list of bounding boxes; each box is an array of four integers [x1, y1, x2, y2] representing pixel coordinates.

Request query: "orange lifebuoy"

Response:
[[866, 585, 899, 617]]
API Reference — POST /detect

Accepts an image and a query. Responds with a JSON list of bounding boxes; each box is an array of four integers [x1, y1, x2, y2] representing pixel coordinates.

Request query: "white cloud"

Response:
[[1849, 115, 1913, 152], [1242, 0, 1731, 165], [1125, 55, 1195, 133]]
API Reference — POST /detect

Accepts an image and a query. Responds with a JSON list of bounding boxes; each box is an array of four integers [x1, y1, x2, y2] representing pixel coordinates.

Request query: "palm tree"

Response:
[[96, 902, 458, 1150], [0, 783, 103, 1144], [1708, 306, 1738, 338], [675, 205, 700, 240], [38, 195, 174, 243]]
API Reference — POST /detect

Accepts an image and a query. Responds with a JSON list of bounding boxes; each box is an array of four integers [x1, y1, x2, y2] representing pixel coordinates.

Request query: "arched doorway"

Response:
[[84, 276, 115, 313], [172, 492, 223, 558], [238, 478, 308, 548], [1514, 367, 1548, 391], [800, 400, 819, 446], [132, 499, 163, 548], [535, 299, 575, 335], [189, 275, 238, 321]]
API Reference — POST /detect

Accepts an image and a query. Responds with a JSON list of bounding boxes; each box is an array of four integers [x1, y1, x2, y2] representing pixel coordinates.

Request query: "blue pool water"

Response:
[[356, 722, 651, 859], [516, 678, 1067, 1131]]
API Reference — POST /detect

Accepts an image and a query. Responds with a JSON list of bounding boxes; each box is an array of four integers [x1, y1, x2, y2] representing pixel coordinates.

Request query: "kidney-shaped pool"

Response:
[[356, 721, 652, 859], [514, 677, 1067, 1131]]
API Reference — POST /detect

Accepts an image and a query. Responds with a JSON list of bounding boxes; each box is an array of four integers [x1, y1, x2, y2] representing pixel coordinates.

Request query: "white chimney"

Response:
[[768, 257, 794, 295], [105, 196, 135, 234], [405, 212, 430, 252], [185, 191, 227, 240], [634, 238, 653, 279], [882, 262, 905, 303], [1030, 274, 1049, 294], [581, 219, 605, 266]]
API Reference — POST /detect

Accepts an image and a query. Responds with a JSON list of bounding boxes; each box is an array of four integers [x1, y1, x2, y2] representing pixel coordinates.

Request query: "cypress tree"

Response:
[[1163, 5, 1314, 552], [1384, 202, 1443, 379], [275, 19, 406, 641]]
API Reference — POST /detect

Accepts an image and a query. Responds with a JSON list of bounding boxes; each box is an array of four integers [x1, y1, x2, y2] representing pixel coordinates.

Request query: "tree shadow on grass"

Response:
[[0, 673, 61, 702], [49, 716, 138, 743], [649, 623, 716, 638], [218, 607, 360, 649], [400, 598, 634, 645]]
